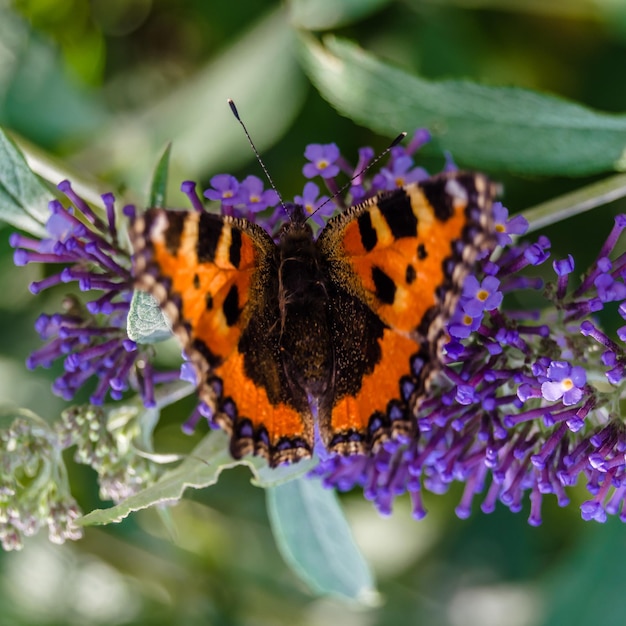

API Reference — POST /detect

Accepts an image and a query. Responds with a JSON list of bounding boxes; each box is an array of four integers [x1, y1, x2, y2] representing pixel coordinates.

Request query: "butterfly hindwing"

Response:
[[130, 209, 314, 466]]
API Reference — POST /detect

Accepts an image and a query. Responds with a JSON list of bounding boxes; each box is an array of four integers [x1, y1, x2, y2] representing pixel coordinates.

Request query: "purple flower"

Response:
[[492, 202, 528, 246], [371, 154, 428, 191], [554, 255, 575, 277], [541, 361, 587, 406], [524, 236, 551, 266], [461, 275, 503, 317], [302, 143, 341, 179], [293, 182, 333, 227], [447, 309, 482, 340], [203, 174, 242, 213], [237, 176, 280, 214], [592, 257, 626, 302]]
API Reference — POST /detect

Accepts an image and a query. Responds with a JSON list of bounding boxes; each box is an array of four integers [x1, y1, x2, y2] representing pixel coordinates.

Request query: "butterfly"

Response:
[[130, 171, 497, 466]]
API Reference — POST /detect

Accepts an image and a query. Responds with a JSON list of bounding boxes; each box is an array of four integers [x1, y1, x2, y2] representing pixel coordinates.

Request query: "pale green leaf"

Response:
[[77, 430, 236, 526], [266, 477, 378, 602], [77, 427, 320, 526], [127, 290, 172, 344], [0, 127, 50, 235]]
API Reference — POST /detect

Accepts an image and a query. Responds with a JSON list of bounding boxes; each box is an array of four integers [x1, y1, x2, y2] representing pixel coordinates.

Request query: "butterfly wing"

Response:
[[317, 172, 497, 454], [130, 209, 313, 466]]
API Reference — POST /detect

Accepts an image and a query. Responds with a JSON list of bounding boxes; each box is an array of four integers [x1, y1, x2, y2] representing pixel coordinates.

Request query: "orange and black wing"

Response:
[[130, 209, 313, 466], [317, 172, 497, 454]]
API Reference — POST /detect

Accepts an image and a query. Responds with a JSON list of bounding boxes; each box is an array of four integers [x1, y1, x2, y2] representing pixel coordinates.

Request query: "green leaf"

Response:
[[126, 290, 172, 344], [77, 426, 317, 527], [77, 430, 237, 526], [149, 143, 172, 208], [266, 477, 378, 602], [289, 0, 391, 30], [0, 127, 50, 236], [298, 36, 626, 176]]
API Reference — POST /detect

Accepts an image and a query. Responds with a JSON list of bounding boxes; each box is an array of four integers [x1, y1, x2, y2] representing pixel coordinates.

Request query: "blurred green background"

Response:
[[3, 0, 626, 624]]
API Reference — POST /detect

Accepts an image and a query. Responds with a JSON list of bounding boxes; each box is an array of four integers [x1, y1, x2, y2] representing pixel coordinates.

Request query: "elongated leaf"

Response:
[[76, 426, 312, 526], [127, 290, 172, 344], [77, 430, 236, 526], [290, 0, 391, 29], [299, 36, 626, 176], [0, 127, 50, 235], [149, 143, 172, 208], [522, 172, 626, 233], [266, 477, 378, 602]]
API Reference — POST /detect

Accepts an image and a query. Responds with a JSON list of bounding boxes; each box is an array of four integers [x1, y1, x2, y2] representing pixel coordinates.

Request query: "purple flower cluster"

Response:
[[312, 206, 626, 525], [201, 174, 280, 217], [10, 182, 179, 407], [11, 130, 626, 527]]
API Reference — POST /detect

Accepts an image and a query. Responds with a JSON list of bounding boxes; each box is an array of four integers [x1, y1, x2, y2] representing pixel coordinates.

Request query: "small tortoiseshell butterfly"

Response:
[[130, 171, 497, 466]]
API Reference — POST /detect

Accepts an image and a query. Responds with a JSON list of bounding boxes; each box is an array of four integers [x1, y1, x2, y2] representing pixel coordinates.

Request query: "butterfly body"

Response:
[[131, 172, 497, 467]]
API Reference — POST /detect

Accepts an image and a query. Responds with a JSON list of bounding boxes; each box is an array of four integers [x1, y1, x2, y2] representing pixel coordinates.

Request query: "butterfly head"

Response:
[[276, 203, 314, 241]]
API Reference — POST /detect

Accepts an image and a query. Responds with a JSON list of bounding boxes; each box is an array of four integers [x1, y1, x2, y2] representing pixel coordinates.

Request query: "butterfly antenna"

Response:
[[307, 131, 407, 223], [228, 99, 288, 216]]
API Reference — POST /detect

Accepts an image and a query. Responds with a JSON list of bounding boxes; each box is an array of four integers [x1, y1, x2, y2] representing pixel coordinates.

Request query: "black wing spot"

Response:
[[372, 266, 396, 304], [193, 273, 200, 289], [405, 264, 416, 285], [229, 228, 242, 268], [421, 178, 459, 221], [377, 190, 418, 238], [163, 212, 186, 255], [417, 243, 427, 260], [357, 211, 378, 251], [223, 284, 241, 326], [197, 214, 223, 262], [205, 293, 214, 310]]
